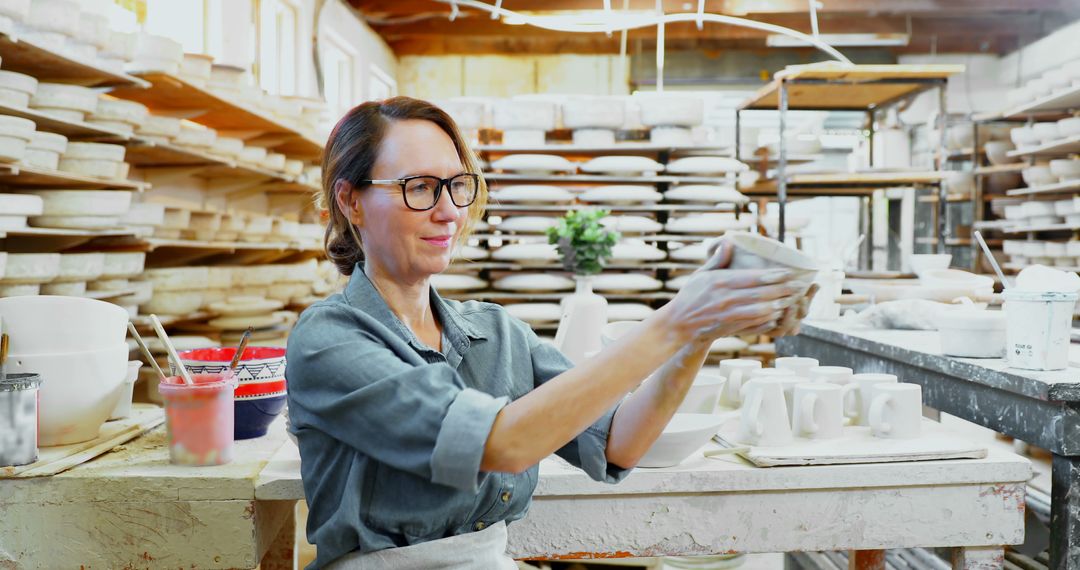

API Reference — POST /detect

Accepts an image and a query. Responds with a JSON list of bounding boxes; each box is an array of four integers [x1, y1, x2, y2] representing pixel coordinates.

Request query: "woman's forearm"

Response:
[[479, 305, 687, 474], [603, 339, 711, 467]]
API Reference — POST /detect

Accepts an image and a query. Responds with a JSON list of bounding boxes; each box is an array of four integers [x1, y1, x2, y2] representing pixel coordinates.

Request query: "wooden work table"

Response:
[[2, 412, 1029, 569]]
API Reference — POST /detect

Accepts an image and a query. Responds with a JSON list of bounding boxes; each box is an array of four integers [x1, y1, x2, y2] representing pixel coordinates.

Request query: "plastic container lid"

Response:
[[1002, 290, 1079, 302]]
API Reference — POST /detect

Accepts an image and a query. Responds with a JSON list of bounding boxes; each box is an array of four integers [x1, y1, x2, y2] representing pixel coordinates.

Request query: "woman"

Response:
[[286, 96, 811, 569]]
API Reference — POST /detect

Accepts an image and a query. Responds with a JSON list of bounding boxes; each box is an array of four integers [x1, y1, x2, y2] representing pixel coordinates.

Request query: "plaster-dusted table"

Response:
[[778, 321, 1080, 570], [3, 413, 1030, 569], [259, 435, 1030, 569]]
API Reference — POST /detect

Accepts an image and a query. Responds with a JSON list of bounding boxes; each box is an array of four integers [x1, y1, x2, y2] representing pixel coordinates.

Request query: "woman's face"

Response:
[[352, 119, 468, 283]]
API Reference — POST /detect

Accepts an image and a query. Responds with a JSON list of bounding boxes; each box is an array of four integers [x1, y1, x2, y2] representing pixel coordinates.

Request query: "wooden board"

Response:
[[0, 162, 149, 190], [714, 416, 987, 467], [789, 171, 947, 185], [740, 64, 965, 111], [1006, 178, 1080, 197], [0, 32, 146, 88], [0, 102, 131, 140], [1, 404, 164, 478], [108, 73, 322, 159]]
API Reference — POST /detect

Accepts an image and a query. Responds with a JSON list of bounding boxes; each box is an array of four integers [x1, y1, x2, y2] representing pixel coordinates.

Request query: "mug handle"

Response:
[[729, 369, 744, 403], [840, 383, 859, 418], [869, 393, 893, 435], [741, 386, 765, 437], [799, 393, 819, 435]]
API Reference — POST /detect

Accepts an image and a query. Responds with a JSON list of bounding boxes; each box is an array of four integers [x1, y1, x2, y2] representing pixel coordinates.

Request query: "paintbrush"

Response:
[[228, 327, 254, 372], [128, 322, 167, 383], [150, 315, 193, 386]]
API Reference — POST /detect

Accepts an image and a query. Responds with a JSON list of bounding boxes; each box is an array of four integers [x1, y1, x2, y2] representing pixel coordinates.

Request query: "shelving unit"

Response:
[[736, 64, 964, 265], [0, 29, 147, 88], [0, 161, 148, 190]]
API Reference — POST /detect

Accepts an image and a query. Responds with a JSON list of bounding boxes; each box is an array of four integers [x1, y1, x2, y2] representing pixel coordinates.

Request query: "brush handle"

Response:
[[127, 323, 168, 383], [150, 315, 194, 386]]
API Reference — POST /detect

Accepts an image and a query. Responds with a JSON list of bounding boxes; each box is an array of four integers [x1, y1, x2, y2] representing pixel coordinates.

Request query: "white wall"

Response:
[[398, 54, 628, 99], [318, 0, 398, 110]]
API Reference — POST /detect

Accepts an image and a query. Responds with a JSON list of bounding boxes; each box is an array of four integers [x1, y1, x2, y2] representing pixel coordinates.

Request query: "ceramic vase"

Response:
[[554, 275, 608, 364]]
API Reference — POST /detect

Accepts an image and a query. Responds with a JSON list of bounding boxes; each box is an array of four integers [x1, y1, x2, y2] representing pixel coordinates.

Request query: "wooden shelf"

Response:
[[0, 161, 148, 190], [999, 83, 1080, 120], [788, 171, 947, 185], [476, 143, 731, 156], [484, 203, 741, 213], [484, 172, 732, 185], [1002, 222, 1080, 234], [1006, 179, 1080, 197], [915, 237, 1000, 246], [974, 164, 1026, 176], [108, 73, 323, 160], [445, 291, 676, 302], [1007, 134, 1080, 158], [471, 232, 722, 243], [0, 102, 131, 140], [122, 139, 318, 193], [917, 193, 977, 204], [739, 64, 965, 111], [0, 30, 148, 88], [142, 238, 320, 252]]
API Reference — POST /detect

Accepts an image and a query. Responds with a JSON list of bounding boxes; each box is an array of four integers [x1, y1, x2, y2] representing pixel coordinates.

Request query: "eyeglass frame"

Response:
[[358, 173, 480, 211]]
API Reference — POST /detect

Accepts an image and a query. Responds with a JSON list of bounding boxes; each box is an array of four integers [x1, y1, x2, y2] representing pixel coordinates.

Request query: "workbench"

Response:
[[2, 412, 1030, 569], [778, 321, 1080, 569]]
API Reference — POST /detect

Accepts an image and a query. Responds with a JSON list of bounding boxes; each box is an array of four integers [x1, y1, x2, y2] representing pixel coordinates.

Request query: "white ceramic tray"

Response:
[[713, 415, 987, 467]]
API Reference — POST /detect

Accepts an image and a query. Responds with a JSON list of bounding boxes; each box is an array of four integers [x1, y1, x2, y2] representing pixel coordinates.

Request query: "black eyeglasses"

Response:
[[360, 173, 479, 211]]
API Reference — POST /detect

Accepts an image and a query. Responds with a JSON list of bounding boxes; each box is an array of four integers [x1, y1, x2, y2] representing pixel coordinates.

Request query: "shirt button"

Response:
[[475, 521, 486, 531], [500, 492, 511, 503]]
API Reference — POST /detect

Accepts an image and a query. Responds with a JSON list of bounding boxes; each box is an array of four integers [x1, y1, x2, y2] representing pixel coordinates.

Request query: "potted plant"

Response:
[[546, 209, 620, 363]]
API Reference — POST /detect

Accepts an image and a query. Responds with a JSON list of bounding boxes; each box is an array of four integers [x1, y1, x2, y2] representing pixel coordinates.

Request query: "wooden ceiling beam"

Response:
[[351, 0, 1076, 15]]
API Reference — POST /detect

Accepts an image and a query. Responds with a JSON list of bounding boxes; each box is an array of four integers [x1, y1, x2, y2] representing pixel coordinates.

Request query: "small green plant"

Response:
[[547, 209, 620, 276]]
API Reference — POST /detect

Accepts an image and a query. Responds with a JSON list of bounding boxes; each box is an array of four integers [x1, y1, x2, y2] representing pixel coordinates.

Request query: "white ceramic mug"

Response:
[[738, 378, 792, 446], [842, 373, 898, 426], [809, 366, 854, 385], [774, 356, 819, 378], [868, 383, 923, 439], [717, 359, 762, 407], [791, 383, 844, 440], [747, 369, 802, 420]]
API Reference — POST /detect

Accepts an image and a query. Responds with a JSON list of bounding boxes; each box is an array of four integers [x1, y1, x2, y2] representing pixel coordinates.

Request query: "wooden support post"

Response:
[[848, 549, 886, 570]]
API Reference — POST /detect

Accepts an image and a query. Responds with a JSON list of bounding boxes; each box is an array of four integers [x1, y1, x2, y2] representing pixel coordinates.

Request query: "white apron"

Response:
[[326, 521, 519, 570]]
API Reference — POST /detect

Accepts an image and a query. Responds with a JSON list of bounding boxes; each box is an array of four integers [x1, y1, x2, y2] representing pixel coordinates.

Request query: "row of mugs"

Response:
[[739, 377, 923, 446], [717, 356, 850, 407]]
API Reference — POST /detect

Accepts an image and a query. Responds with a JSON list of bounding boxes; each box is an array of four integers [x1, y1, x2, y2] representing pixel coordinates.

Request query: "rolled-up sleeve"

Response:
[[522, 325, 633, 484], [286, 305, 508, 492]]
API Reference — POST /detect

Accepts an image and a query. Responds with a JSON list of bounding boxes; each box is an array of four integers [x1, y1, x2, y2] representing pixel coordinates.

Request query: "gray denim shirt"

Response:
[[285, 266, 632, 568]]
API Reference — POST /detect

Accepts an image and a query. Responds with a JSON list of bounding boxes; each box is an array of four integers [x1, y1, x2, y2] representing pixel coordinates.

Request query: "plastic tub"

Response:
[[0, 373, 41, 467], [159, 372, 237, 466], [1004, 290, 1078, 370], [936, 309, 1007, 358]]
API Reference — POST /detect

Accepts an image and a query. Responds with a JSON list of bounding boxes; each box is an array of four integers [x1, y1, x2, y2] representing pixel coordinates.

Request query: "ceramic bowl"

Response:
[[1050, 159, 1080, 182], [909, 254, 952, 276], [176, 346, 287, 440], [1022, 166, 1057, 187], [1032, 122, 1061, 144], [676, 373, 725, 414], [1010, 126, 1040, 148], [6, 343, 129, 446], [1059, 117, 1080, 138], [0, 295, 129, 354], [638, 413, 726, 468], [983, 141, 1017, 166]]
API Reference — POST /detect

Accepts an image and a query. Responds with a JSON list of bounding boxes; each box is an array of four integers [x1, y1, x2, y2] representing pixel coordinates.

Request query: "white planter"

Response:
[[553, 276, 608, 364], [0, 70, 38, 108]]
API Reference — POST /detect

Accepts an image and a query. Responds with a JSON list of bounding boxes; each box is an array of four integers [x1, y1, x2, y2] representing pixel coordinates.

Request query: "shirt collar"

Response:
[[343, 264, 486, 353]]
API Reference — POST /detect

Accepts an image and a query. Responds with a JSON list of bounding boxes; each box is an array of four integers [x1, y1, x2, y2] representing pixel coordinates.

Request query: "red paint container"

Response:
[[158, 372, 237, 466]]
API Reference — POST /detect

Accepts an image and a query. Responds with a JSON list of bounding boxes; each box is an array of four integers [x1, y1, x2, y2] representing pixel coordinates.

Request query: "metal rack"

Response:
[[735, 64, 964, 266]]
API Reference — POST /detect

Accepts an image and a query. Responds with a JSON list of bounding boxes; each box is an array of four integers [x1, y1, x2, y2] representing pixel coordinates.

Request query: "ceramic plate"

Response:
[[453, 245, 489, 260], [591, 273, 663, 292], [491, 243, 559, 263], [665, 156, 748, 175], [578, 185, 662, 204], [496, 216, 559, 233], [580, 156, 664, 175], [665, 274, 693, 291], [490, 185, 575, 204], [207, 312, 284, 331], [490, 154, 576, 173], [670, 242, 708, 261], [665, 185, 748, 204], [610, 241, 666, 262], [504, 302, 562, 324], [209, 298, 285, 317], [601, 215, 663, 234], [430, 273, 488, 291], [493, 273, 574, 292], [665, 214, 755, 234]]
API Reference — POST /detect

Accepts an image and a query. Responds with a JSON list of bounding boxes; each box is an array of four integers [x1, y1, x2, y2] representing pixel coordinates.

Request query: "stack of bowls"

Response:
[[0, 296, 129, 445]]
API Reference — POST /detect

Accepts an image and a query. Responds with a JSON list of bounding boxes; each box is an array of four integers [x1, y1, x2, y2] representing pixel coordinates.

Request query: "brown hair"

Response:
[[320, 96, 487, 276]]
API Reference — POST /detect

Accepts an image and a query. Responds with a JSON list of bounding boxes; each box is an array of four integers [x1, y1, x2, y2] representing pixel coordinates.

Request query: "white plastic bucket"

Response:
[[1003, 290, 1078, 370]]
